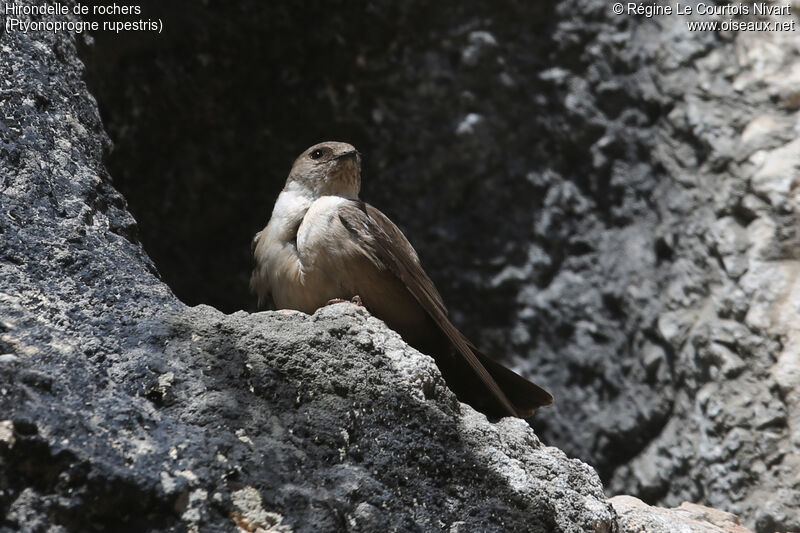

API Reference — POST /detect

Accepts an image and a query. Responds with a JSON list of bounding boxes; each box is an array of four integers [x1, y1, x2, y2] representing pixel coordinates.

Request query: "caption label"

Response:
[[4, 3, 163, 34], [611, 2, 796, 32]]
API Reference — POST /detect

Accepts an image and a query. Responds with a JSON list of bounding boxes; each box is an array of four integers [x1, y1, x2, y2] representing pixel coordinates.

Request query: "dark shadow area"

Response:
[[78, 0, 558, 315], [0, 408, 181, 532]]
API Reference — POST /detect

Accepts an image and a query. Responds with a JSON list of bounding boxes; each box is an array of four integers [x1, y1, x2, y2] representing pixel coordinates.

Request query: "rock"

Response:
[[611, 496, 754, 533], [749, 139, 800, 208]]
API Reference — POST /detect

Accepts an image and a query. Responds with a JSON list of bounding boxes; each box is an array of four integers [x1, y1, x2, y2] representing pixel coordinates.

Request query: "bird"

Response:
[[250, 141, 553, 418]]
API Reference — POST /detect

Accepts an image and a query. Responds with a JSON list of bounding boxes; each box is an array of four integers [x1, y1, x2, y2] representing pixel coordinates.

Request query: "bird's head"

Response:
[[285, 141, 362, 199]]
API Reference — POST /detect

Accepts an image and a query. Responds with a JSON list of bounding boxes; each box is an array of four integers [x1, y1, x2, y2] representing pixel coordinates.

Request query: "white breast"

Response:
[[296, 196, 352, 264], [259, 193, 361, 313]]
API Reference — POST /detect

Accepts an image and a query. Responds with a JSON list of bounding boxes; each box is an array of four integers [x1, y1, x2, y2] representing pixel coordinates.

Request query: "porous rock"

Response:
[[610, 496, 753, 533]]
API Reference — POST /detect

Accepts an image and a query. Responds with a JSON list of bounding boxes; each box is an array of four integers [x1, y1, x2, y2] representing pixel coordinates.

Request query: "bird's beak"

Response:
[[331, 150, 361, 161]]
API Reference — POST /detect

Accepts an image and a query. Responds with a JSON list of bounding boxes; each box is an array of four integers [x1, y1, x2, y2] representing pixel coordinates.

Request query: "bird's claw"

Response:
[[326, 295, 364, 307]]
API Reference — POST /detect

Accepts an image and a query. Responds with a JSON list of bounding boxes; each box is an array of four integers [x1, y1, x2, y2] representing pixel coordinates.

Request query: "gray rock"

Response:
[[611, 496, 754, 533]]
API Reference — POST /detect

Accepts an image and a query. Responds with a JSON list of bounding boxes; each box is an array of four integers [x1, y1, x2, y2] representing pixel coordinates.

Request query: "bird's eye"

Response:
[[309, 149, 324, 160]]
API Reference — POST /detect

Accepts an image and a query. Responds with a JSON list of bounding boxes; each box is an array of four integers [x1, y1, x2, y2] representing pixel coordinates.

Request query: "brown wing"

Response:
[[338, 200, 538, 417]]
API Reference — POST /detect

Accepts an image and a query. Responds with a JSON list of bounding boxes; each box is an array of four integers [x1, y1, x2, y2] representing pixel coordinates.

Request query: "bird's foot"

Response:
[[326, 295, 364, 307]]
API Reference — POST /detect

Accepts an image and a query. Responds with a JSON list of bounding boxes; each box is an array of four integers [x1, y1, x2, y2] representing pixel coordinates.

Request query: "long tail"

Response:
[[428, 334, 553, 419], [472, 349, 553, 418]]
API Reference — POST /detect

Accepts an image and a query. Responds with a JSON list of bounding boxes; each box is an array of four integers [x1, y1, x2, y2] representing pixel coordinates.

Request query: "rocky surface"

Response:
[[600, 10, 800, 533], [610, 496, 753, 533], [3, 0, 799, 532]]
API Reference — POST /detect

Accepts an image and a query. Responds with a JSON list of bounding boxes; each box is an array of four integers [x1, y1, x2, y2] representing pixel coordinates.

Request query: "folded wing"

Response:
[[338, 200, 552, 417]]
